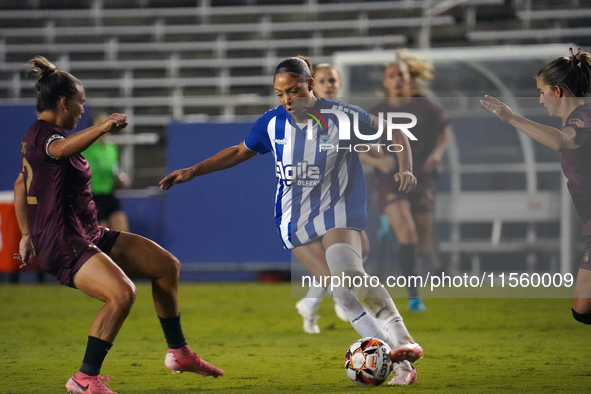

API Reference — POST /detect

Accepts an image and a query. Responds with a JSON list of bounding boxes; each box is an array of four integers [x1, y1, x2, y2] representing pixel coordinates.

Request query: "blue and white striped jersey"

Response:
[[244, 97, 380, 249]]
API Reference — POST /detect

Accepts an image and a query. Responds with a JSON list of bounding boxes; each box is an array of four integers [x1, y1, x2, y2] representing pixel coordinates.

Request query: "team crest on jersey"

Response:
[[568, 118, 585, 128], [584, 250, 590, 263]]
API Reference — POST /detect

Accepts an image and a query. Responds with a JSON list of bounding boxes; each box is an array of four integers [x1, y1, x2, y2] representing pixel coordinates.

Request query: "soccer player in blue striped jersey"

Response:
[[295, 63, 369, 334], [160, 56, 424, 376]]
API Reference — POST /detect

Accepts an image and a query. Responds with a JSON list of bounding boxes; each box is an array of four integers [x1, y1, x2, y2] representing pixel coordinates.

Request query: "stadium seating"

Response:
[[0, 0, 454, 186], [0, 0, 589, 186]]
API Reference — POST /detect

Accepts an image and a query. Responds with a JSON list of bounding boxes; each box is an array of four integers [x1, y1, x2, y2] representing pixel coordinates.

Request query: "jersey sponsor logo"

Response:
[[274, 138, 288, 145], [276, 162, 321, 187], [568, 118, 585, 128]]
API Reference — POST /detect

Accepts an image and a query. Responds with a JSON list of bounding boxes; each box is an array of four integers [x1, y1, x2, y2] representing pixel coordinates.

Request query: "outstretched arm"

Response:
[[13, 173, 35, 268], [159, 142, 257, 191], [480, 95, 590, 152], [389, 125, 417, 193], [48, 113, 128, 159]]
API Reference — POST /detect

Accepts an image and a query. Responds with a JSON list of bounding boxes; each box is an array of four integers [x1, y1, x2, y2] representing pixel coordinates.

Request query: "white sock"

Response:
[[331, 285, 394, 348], [305, 281, 327, 299], [326, 243, 414, 345], [302, 282, 326, 313]]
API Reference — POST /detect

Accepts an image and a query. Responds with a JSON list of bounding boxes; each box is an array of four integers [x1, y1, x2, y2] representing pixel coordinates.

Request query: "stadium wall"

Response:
[[164, 121, 290, 266], [0, 105, 39, 191]]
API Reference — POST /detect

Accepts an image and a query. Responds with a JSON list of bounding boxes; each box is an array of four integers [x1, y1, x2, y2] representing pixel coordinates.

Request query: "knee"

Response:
[[158, 254, 181, 279], [572, 308, 591, 325], [111, 282, 137, 313], [361, 233, 370, 262], [167, 255, 181, 276]]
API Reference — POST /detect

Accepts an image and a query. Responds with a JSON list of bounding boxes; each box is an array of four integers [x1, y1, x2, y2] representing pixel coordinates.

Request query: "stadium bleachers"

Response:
[[1, 0, 590, 277], [1, 0, 589, 187]]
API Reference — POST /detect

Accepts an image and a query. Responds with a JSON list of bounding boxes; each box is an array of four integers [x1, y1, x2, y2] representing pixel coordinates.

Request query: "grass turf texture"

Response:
[[0, 282, 589, 393]]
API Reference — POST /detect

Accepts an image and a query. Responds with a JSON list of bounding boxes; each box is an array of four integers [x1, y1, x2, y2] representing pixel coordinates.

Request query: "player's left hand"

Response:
[[14, 235, 35, 269], [480, 95, 515, 123], [102, 113, 128, 134], [394, 171, 417, 193], [159, 168, 195, 191]]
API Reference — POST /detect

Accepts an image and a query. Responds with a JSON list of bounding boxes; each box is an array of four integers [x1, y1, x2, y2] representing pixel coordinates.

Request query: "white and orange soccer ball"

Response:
[[344, 337, 393, 386]]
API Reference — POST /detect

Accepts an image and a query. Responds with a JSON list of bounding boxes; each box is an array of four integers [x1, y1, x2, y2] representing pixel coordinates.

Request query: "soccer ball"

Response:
[[344, 337, 393, 386]]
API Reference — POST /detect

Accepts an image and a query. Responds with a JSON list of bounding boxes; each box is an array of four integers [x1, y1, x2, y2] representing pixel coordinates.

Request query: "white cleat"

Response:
[[390, 342, 424, 363], [388, 361, 417, 385], [296, 299, 320, 334]]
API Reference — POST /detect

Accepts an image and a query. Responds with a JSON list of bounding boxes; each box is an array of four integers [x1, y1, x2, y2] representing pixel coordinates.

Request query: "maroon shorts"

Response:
[[47, 227, 121, 287], [376, 173, 436, 213], [580, 237, 591, 271]]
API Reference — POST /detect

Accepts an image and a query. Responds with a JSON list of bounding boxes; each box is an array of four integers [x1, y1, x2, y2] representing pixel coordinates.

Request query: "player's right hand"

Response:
[[159, 168, 195, 191], [394, 170, 417, 193], [14, 235, 35, 269], [103, 113, 128, 133], [480, 95, 515, 123]]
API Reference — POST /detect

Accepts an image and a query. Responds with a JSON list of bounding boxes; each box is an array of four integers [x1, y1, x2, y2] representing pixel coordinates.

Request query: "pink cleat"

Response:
[[389, 342, 424, 363], [65, 372, 117, 394], [165, 345, 224, 377], [388, 361, 417, 385]]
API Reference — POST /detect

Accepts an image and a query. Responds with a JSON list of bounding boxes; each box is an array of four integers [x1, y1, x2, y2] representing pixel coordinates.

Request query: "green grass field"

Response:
[[1, 282, 590, 393]]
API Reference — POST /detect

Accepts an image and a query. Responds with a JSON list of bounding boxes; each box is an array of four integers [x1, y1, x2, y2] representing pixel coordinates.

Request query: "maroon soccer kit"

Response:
[[20, 120, 119, 286], [561, 104, 591, 269], [370, 97, 449, 212]]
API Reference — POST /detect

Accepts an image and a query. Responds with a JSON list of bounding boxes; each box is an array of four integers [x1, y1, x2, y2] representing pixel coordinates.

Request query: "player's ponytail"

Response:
[[27, 56, 80, 113], [395, 48, 434, 96], [537, 48, 591, 97]]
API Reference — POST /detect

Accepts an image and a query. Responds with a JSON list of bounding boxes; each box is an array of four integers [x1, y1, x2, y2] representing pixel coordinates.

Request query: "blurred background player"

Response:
[[83, 113, 131, 231], [160, 56, 423, 385], [361, 49, 450, 312], [294, 63, 371, 334], [14, 56, 223, 394], [481, 48, 591, 326]]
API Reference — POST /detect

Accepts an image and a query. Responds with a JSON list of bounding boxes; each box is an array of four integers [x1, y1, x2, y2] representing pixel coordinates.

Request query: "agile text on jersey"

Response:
[[276, 162, 321, 187]]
